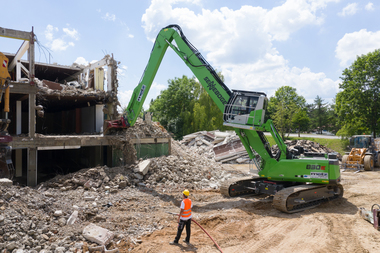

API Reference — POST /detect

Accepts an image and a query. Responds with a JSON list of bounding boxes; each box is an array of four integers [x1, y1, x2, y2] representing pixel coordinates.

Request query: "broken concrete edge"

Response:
[[136, 159, 151, 175], [83, 223, 115, 246], [0, 178, 12, 186]]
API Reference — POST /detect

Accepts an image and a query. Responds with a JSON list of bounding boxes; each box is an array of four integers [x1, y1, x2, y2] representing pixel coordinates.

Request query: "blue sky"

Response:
[[2, 0, 380, 110]]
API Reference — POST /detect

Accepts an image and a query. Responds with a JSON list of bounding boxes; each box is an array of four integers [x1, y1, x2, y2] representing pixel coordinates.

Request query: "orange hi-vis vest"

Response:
[[181, 198, 192, 219]]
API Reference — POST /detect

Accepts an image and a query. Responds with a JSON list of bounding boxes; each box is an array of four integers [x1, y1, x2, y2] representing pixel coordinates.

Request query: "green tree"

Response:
[[269, 86, 306, 139], [309, 95, 329, 134], [149, 75, 198, 139], [149, 73, 229, 139], [326, 102, 340, 135], [191, 72, 229, 132], [292, 109, 310, 137], [335, 49, 380, 138]]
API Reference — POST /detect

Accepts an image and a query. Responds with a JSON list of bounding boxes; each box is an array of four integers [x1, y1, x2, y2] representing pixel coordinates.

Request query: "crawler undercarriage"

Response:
[[221, 177, 343, 213]]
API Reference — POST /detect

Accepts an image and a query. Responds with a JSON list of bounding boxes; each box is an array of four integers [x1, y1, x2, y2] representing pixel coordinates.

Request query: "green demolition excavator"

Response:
[[105, 25, 343, 213]]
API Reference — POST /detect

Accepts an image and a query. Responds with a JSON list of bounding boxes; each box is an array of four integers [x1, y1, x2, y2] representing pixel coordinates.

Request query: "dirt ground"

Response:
[[123, 165, 380, 253]]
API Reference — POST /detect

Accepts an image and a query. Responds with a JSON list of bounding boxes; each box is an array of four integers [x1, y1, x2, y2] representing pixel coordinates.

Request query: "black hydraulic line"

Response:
[[257, 131, 274, 158]]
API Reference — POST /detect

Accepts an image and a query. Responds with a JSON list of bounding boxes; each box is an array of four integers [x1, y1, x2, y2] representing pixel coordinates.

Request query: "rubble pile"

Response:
[[125, 118, 170, 139], [0, 153, 243, 252], [0, 177, 168, 252], [0, 166, 179, 251], [182, 131, 341, 163], [35, 78, 109, 97], [107, 118, 171, 164], [180, 131, 250, 163], [271, 139, 341, 159], [145, 140, 232, 190]]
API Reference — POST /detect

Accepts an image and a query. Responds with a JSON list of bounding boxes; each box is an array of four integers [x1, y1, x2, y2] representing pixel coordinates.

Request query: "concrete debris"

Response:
[[83, 223, 114, 245], [0, 178, 13, 186], [181, 131, 340, 163], [67, 210, 79, 225], [181, 130, 252, 164], [107, 118, 171, 165], [271, 139, 341, 159], [135, 159, 151, 175]]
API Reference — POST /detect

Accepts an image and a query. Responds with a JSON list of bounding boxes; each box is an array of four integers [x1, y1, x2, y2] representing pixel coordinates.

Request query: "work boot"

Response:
[[183, 239, 190, 244], [169, 241, 178, 245]]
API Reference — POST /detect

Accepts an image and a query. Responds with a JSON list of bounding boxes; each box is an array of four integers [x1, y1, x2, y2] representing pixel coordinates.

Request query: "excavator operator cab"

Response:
[[223, 90, 267, 129]]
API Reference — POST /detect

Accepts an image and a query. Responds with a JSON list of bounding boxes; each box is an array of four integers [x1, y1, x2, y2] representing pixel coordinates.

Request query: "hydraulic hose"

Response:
[[167, 212, 224, 253]]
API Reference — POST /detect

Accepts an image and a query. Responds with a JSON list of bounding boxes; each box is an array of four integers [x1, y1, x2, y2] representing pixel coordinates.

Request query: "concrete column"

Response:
[[29, 93, 35, 138], [15, 149, 22, 177], [28, 29, 35, 85], [27, 148, 37, 186], [95, 104, 103, 133], [16, 100, 21, 135]]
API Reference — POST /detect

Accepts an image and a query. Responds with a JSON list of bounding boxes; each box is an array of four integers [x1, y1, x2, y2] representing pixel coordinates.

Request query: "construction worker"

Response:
[[170, 189, 193, 245]]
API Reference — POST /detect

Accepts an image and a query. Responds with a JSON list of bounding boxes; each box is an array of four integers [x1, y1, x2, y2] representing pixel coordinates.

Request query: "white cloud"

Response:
[[44, 25, 78, 51], [45, 24, 58, 41], [74, 57, 89, 66], [63, 28, 79, 40], [50, 39, 74, 51], [365, 2, 374, 11], [338, 3, 358, 16], [102, 12, 116, 21], [141, 0, 340, 102], [128, 34, 134, 38], [335, 29, 380, 67], [221, 54, 339, 102]]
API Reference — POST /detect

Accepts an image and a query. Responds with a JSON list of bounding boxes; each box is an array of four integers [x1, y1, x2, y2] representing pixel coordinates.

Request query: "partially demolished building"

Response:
[[1, 27, 170, 187]]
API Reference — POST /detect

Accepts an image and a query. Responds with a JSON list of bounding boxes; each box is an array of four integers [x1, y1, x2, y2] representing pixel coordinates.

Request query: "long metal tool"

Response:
[[166, 211, 224, 253]]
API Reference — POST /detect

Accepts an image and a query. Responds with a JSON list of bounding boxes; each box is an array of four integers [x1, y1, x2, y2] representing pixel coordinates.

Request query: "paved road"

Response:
[[264, 133, 340, 139]]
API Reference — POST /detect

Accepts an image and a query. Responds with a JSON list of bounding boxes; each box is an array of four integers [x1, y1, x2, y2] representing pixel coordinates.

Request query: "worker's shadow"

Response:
[[172, 243, 198, 252]]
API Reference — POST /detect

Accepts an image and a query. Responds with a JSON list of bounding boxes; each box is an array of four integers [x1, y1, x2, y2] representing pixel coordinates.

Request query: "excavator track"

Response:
[[221, 177, 344, 213], [220, 176, 260, 197], [273, 184, 344, 213]]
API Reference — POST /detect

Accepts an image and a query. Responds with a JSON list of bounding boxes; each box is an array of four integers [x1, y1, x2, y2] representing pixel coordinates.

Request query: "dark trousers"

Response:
[[174, 218, 191, 243]]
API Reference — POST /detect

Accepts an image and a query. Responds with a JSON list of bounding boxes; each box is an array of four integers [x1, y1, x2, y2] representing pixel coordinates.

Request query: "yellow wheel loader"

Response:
[[341, 135, 380, 173]]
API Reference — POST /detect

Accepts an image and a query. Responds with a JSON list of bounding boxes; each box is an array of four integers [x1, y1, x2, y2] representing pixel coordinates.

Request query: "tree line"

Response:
[[143, 49, 380, 140]]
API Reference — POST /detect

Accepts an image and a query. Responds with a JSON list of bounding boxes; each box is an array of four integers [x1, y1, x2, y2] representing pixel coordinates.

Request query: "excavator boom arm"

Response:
[[122, 24, 290, 168], [125, 25, 231, 126]]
